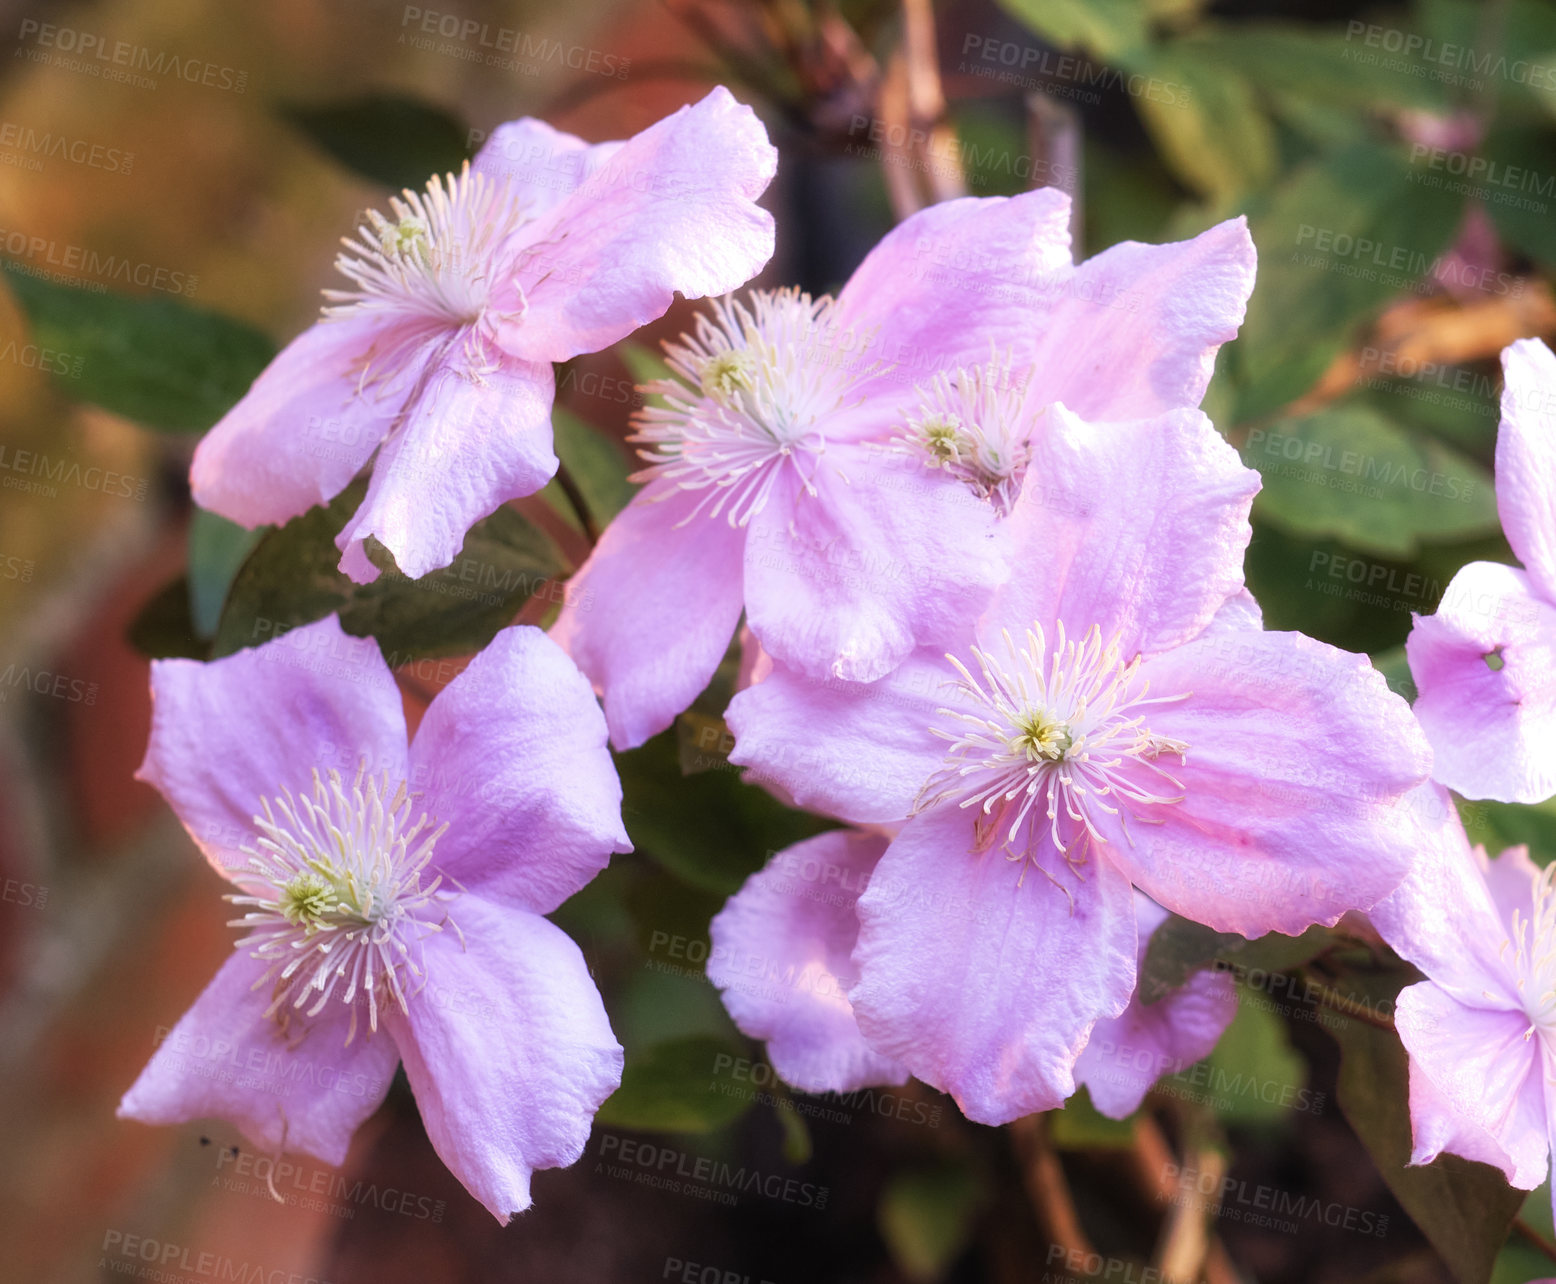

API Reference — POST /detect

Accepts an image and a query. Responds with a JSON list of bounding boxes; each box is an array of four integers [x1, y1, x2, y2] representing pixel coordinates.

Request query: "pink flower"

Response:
[[708, 828, 1234, 1119], [553, 195, 1255, 749], [1407, 338, 1556, 802], [116, 617, 631, 1222], [724, 407, 1430, 1122], [191, 89, 777, 585], [1369, 790, 1556, 1218]]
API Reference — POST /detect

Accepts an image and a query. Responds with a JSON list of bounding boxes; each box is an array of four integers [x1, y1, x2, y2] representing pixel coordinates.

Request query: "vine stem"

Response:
[[1515, 1216, 1556, 1266], [553, 463, 601, 546], [1298, 974, 1397, 1031]]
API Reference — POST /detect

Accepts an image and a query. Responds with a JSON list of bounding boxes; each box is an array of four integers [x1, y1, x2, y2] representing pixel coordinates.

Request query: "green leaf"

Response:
[[877, 1164, 985, 1283], [282, 93, 469, 190], [1163, 995, 1308, 1126], [615, 728, 832, 895], [1330, 1003, 1524, 1283], [539, 408, 636, 532], [1371, 645, 1418, 701], [596, 1035, 752, 1133], [213, 484, 564, 661], [1481, 124, 1556, 270], [1460, 796, 1556, 861], [1126, 41, 1277, 202], [1244, 403, 1499, 557], [1235, 143, 1464, 421], [1138, 914, 1245, 1005], [1049, 1085, 1137, 1148], [1, 267, 275, 433], [991, 0, 1148, 60], [619, 342, 673, 387], [128, 576, 210, 660], [188, 509, 264, 638]]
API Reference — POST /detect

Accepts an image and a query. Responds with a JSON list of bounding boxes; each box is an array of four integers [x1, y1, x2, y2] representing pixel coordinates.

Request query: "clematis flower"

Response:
[[1407, 338, 1556, 803], [708, 827, 1235, 1119], [191, 88, 777, 585], [1368, 791, 1556, 1220], [552, 194, 1256, 749], [724, 406, 1430, 1122], [117, 616, 631, 1222]]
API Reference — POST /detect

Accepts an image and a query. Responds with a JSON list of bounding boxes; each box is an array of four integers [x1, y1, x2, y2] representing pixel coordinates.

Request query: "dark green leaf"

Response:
[[1235, 143, 1464, 421], [1330, 1003, 1524, 1283], [877, 1164, 985, 1283], [188, 508, 264, 638], [542, 408, 636, 531], [1244, 403, 1499, 557], [128, 576, 211, 660], [1049, 1085, 1136, 1149], [282, 93, 469, 190], [991, 0, 1148, 60], [1, 267, 275, 433], [1138, 914, 1245, 1005], [596, 1035, 753, 1133], [616, 728, 832, 896], [213, 483, 564, 662], [1163, 996, 1307, 1126], [1481, 124, 1556, 270]]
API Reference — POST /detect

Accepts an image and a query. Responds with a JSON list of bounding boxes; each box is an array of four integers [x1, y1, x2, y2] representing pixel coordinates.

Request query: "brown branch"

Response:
[[552, 463, 601, 546], [1299, 974, 1396, 1032], [1010, 1114, 1094, 1260], [1515, 1216, 1556, 1266]]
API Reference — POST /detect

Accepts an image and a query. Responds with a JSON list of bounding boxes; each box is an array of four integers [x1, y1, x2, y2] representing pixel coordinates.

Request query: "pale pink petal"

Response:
[[1115, 630, 1429, 936], [471, 118, 623, 214], [1407, 560, 1556, 803], [407, 626, 628, 914], [191, 317, 427, 529], [384, 898, 622, 1223], [833, 189, 1073, 394], [551, 481, 746, 751], [1395, 981, 1549, 1189], [490, 88, 776, 364], [1026, 217, 1256, 421], [1368, 789, 1522, 1009], [1407, 1054, 1523, 1178], [1482, 844, 1542, 929], [743, 445, 1005, 682], [709, 830, 908, 1094], [136, 616, 408, 878], [989, 406, 1258, 658], [850, 807, 1138, 1124], [118, 951, 399, 1166], [335, 352, 558, 583], [1201, 589, 1264, 636], [725, 650, 952, 825], [1074, 897, 1237, 1119], [1496, 338, 1556, 600]]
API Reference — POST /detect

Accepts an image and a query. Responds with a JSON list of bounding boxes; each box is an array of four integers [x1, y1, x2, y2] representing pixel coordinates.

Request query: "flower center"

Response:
[[323, 162, 528, 334], [899, 357, 1044, 517], [918, 623, 1190, 878], [228, 765, 454, 1042], [630, 288, 879, 526]]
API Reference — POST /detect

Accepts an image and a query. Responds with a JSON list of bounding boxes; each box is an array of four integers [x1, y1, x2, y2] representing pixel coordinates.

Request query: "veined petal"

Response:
[[851, 806, 1138, 1124], [1407, 560, 1556, 803], [118, 951, 399, 1167], [710, 830, 908, 1094], [1496, 338, 1556, 601]]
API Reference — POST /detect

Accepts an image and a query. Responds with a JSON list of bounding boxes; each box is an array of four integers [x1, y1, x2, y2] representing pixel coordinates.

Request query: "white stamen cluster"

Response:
[[324, 163, 528, 374], [1507, 862, 1556, 1048], [901, 357, 1044, 516], [631, 288, 879, 526], [919, 623, 1190, 879], [228, 765, 457, 1043]]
